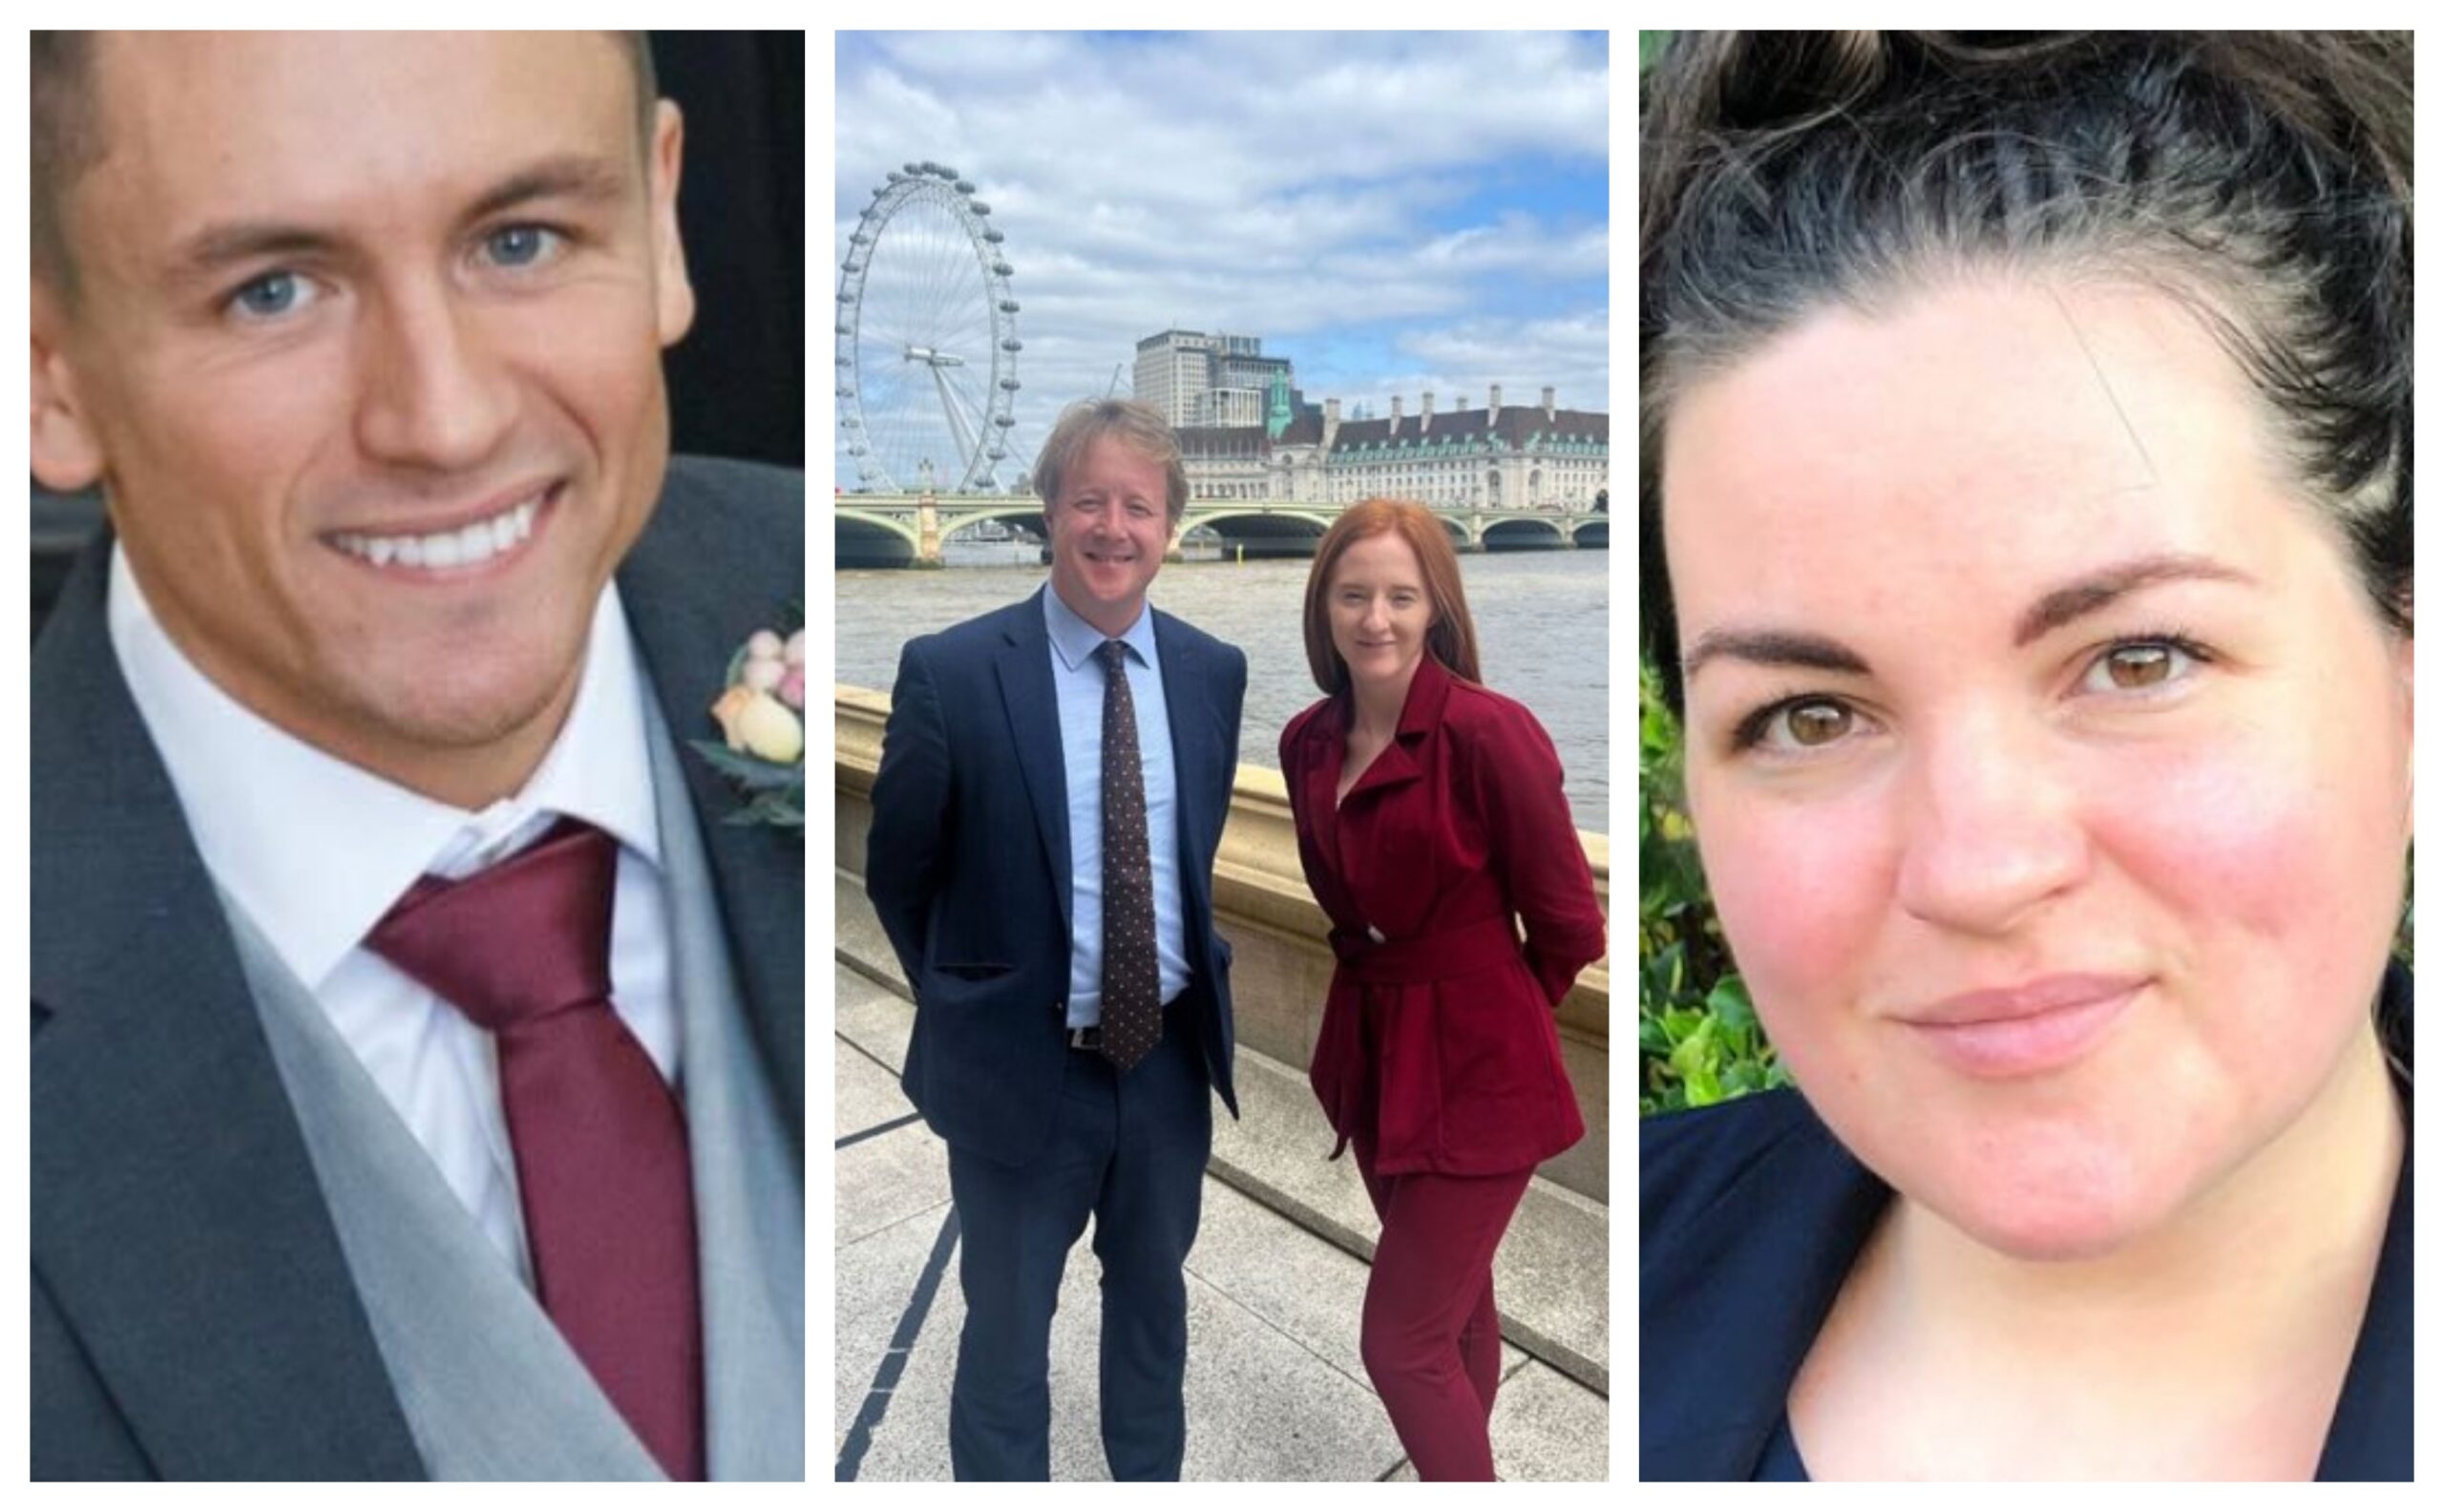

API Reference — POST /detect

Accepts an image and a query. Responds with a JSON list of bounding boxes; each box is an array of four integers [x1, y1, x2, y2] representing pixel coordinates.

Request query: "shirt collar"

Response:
[[1043, 583, 1159, 675], [108, 543, 662, 993]]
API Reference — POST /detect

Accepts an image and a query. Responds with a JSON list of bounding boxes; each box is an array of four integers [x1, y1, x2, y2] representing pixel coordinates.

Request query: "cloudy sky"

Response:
[[832, 31, 1610, 492]]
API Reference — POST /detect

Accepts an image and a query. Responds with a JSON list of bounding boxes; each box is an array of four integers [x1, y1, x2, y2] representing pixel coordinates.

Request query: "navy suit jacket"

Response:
[[1641, 961, 2412, 1480], [865, 587, 1246, 1166], [30, 456, 806, 1480]]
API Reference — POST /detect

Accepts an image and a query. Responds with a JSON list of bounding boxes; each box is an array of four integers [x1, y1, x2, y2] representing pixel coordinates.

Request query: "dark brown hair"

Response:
[[1301, 498, 1483, 695], [1640, 32, 2412, 717], [31, 31, 660, 301]]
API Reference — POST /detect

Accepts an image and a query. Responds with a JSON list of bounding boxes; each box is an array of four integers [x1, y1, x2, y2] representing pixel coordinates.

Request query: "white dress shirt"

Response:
[[108, 545, 679, 1287]]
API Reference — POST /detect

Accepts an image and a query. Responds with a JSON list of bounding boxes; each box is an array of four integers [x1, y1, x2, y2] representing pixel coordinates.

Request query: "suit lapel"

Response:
[[616, 510, 806, 1156], [1152, 611, 1213, 918], [1340, 654, 1447, 808], [1641, 1099, 1886, 1480], [31, 537, 423, 1479], [1294, 703, 1358, 919], [995, 589, 1074, 931], [2316, 980, 2412, 1480]]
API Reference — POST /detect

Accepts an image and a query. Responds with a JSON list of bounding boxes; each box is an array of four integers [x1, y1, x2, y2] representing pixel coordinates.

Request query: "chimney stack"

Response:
[[1488, 383, 1503, 419], [1542, 385, 1556, 420], [1324, 396, 1339, 425], [1390, 394, 1402, 429], [1422, 390, 1434, 432]]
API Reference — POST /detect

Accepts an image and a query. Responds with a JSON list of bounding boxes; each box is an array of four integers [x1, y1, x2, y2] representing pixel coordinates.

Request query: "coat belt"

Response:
[[1331, 914, 1519, 983]]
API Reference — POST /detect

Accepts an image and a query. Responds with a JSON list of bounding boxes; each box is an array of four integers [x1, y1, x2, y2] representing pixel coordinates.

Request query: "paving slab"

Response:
[[832, 957, 913, 1073], [833, 1193, 1405, 1480], [833, 1115, 951, 1251], [832, 891, 1611, 1480], [832, 1200, 959, 1470], [1211, 1043, 1611, 1391], [1186, 1175, 1526, 1396], [833, 872, 907, 996], [1485, 1355, 1612, 1482], [834, 1031, 913, 1141]]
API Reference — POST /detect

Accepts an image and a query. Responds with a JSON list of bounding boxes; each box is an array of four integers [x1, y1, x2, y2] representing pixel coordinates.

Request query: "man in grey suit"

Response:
[[29, 32, 803, 1480]]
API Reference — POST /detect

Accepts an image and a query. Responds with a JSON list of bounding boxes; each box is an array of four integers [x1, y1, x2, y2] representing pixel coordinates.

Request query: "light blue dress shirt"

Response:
[[1044, 588, 1190, 1028]]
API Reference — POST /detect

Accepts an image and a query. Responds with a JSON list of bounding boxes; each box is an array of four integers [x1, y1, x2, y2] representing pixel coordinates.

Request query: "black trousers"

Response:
[[945, 996, 1213, 1480]]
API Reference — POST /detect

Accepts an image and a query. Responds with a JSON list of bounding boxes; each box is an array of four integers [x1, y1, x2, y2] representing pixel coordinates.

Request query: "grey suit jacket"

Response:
[[30, 455, 805, 1480]]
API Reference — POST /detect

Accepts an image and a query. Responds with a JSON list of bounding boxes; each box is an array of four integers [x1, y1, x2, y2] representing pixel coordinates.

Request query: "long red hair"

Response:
[[1301, 498, 1483, 695]]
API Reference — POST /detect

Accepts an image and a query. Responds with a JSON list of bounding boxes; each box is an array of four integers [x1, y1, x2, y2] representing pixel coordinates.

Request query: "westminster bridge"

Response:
[[835, 493, 1609, 568]]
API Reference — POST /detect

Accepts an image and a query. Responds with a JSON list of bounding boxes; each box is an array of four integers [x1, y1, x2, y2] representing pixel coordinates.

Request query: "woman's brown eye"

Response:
[[1784, 702, 1852, 746], [2106, 645, 2173, 688]]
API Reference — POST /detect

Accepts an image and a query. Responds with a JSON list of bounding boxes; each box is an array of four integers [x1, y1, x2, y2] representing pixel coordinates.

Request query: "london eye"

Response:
[[835, 161, 1022, 493]]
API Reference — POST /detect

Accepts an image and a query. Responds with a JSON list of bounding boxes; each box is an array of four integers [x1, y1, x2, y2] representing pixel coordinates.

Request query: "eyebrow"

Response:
[[2009, 552, 2256, 646], [162, 154, 633, 289], [1680, 552, 2258, 682]]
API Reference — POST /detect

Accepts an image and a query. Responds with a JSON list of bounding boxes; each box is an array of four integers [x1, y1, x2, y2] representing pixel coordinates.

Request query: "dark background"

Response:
[[654, 29, 806, 469]]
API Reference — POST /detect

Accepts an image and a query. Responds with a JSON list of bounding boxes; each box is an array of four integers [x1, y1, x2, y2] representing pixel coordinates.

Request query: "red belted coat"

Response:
[[1278, 655, 1604, 1177]]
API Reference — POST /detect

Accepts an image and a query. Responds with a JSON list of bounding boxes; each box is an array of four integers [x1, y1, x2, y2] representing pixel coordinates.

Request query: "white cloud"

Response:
[[834, 30, 1611, 489]]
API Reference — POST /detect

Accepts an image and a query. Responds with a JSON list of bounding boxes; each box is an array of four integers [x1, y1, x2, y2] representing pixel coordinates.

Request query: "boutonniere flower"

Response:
[[692, 603, 805, 833]]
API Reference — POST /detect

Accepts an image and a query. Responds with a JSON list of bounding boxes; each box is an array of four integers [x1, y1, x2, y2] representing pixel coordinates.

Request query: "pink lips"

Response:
[[1898, 974, 2144, 1078]]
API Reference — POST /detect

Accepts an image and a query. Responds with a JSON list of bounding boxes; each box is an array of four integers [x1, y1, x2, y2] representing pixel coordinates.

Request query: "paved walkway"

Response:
[[832, 963, 1612, 1481]]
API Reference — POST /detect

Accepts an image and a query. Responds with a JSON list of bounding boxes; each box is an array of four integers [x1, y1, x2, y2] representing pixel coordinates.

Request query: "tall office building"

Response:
[[1133, 329, 1295, 430]]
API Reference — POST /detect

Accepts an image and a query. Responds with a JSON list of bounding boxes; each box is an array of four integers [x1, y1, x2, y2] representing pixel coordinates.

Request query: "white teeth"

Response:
[[335, 490, 544, 571]]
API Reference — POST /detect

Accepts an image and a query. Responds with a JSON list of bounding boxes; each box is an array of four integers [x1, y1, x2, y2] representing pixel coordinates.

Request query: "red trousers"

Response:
[[1351, 1134, 1534, 1481]]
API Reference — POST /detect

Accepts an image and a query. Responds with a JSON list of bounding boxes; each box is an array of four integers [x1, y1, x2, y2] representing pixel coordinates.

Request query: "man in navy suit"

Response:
[[867, 398, 1247, 1480], [30, 32, 803, 1479]]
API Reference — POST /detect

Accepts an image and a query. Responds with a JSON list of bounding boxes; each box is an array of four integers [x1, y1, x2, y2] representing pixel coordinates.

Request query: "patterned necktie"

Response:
[[1096, 640, 1161, 1071], [367, 817, 706, 1480]]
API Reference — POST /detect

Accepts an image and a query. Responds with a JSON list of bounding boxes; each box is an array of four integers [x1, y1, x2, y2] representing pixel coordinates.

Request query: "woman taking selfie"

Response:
[[1279, 500, 1604, 1480], [1639, 32, 2412, 1480]]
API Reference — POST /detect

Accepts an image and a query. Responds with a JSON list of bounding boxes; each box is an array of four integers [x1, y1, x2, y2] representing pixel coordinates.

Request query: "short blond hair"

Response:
[[1031, 399, 1189, 526]]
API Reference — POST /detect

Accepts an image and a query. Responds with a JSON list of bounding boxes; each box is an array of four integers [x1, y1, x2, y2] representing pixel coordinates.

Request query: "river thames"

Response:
[[834, 547, 1610, 833]]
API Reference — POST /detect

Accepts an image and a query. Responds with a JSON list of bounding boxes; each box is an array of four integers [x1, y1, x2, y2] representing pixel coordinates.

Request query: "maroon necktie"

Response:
[[368, 817, 706, 1480]]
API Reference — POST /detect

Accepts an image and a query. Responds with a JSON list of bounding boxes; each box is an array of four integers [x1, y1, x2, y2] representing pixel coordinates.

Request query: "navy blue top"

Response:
[[1645, 961, 2413, 1481], [1752, 1414, 1808, 1481]]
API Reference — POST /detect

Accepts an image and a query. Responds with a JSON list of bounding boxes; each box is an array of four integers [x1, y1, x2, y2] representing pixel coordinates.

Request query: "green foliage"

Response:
[[1639, 660, 1790, 1114]]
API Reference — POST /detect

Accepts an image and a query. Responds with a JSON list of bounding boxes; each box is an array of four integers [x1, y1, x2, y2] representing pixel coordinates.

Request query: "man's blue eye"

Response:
[[487, 225, 558, 266], [231, 272, 304, 318]]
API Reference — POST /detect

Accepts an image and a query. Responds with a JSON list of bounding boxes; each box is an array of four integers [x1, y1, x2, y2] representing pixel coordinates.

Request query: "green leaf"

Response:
[[1706, 976, 1756, 1033], [689, 738, 805, 792]]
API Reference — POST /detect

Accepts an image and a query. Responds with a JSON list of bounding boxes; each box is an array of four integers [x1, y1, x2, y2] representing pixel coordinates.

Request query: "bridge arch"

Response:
[[1190, 508, 1336, 559], [837, 510, 918, 569], [1480, 515, 1573, 553], [938, 504, 1047, 546]]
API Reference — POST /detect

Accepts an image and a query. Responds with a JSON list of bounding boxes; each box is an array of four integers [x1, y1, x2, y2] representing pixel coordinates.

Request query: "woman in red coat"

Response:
[[1277, 498, 1606, 1480]]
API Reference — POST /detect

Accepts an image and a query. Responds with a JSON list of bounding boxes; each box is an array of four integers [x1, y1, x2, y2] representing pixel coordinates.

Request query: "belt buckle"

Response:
[[1067, 1024, 1102, 1051]]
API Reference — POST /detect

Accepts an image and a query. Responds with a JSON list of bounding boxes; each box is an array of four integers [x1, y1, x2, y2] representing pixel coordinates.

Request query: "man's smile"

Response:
[[327, 480, 562, 576]]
